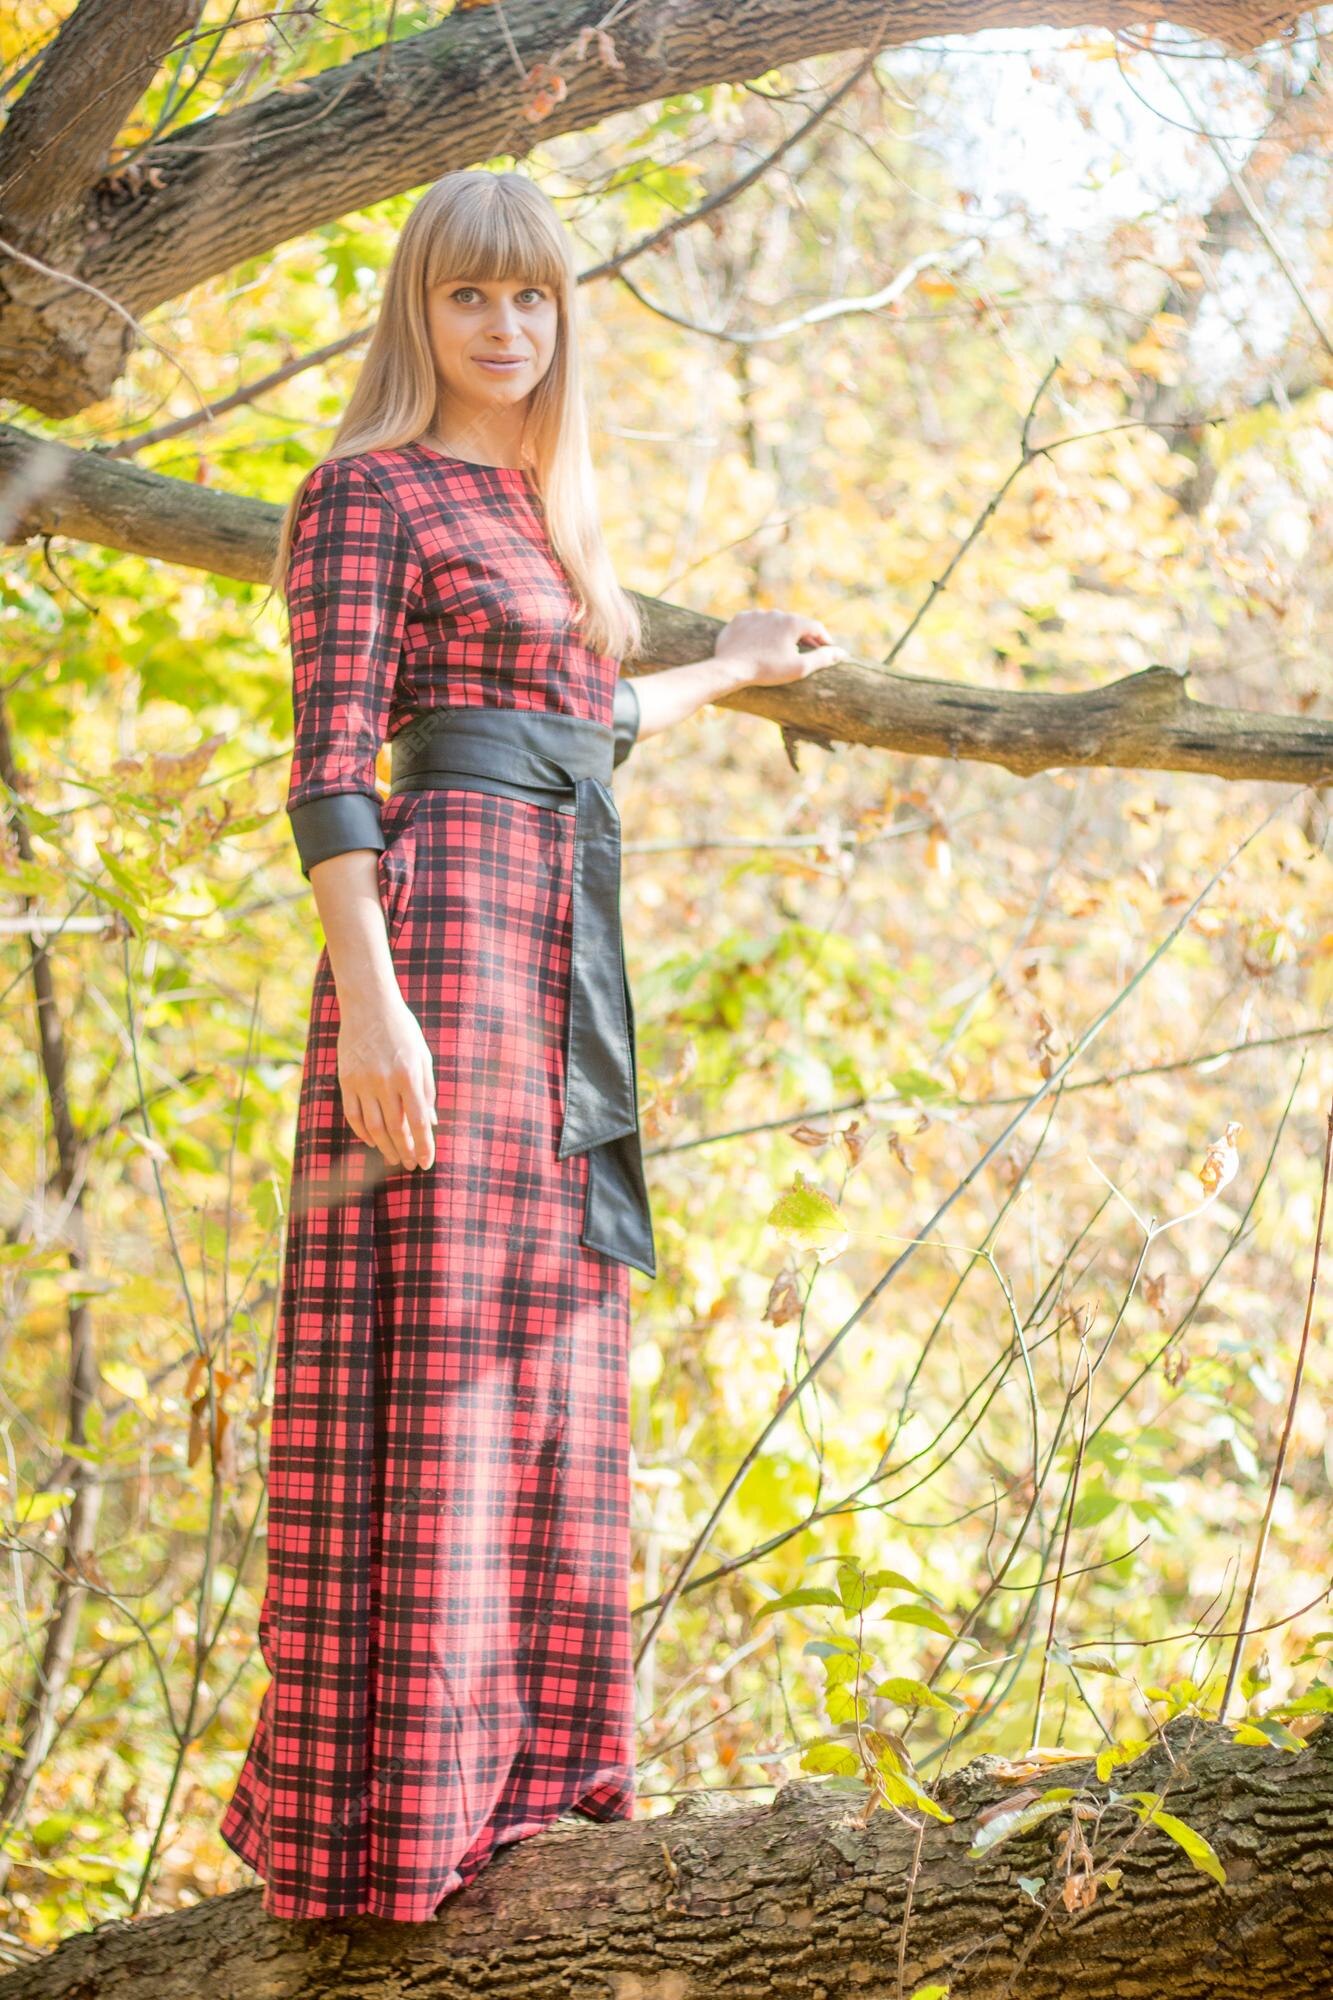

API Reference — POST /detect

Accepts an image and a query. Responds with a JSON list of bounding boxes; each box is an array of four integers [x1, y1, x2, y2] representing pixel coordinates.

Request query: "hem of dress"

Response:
[[217, 1768, 634, 1924]]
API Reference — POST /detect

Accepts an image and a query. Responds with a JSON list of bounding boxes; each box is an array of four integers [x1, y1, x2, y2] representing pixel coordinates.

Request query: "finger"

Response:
[[405, 1089, 436, 1169], [385, 1094, 415, 1168], [342, 1089, 371, 1149], [362, 1097, 404, 1169], [404, 1089, 432, 1169], [791, 612, 834, 645], [390, 1095, 418, 1168], [394, 1077, 435, 1168]]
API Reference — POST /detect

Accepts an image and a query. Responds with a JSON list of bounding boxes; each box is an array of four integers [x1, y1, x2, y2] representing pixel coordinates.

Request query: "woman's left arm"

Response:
[[619, 609, 849, 744]]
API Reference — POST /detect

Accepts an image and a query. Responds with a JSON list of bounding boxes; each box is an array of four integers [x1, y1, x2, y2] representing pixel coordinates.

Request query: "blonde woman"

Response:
[[220, 167, 846, 1922]]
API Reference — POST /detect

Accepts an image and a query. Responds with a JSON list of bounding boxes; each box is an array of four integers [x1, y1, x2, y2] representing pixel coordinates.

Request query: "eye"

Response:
[[449, 284, 546, 305]]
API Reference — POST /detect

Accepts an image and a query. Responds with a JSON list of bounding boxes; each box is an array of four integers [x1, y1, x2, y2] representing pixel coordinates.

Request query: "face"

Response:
[[424, 274, 559, 434]]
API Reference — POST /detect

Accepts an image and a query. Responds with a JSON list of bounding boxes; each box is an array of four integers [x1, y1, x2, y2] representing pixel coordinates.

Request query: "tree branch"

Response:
[[0, 0, 204, 232], [2, 420, 1329, 788], [0, 0, 1307, 415]]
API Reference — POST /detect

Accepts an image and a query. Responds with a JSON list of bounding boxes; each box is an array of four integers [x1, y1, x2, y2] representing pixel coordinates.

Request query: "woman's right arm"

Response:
[[308, 850, 436, 1171], [283, 458, 436, 1173]]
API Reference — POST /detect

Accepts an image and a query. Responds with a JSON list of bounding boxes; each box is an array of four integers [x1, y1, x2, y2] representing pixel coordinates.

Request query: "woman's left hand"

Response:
[[713, 608, 849, 688]]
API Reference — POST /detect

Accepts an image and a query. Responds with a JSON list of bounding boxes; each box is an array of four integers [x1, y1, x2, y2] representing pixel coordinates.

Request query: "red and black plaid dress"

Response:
[[219, 440, 644, 1922]]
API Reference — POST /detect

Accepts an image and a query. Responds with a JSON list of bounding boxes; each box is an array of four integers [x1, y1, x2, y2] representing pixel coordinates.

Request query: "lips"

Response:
[[475, 357, 526, 370]]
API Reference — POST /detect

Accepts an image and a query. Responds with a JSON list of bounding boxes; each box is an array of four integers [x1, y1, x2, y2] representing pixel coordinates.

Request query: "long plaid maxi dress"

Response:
[[218, 440, 649, 1922]]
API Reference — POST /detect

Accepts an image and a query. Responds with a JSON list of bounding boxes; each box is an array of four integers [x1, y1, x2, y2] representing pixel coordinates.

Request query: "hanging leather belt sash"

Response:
[[388, 705, 657, 1280]]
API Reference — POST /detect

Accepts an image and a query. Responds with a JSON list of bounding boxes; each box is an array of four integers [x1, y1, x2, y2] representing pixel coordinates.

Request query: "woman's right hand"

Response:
[[337, 991, 438, 1170], [712, 608, 848, 688]]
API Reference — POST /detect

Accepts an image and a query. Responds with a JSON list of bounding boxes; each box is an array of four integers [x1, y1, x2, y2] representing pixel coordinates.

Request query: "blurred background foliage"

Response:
[[1, 0, 1331, 1947]]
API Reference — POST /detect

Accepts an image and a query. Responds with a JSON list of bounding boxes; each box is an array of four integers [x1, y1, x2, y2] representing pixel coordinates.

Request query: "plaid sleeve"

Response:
[[611, 674, 640, 769], [283, 457, 422, 877]]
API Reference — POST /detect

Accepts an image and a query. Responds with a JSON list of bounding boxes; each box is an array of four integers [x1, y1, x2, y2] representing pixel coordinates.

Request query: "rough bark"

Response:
[[0, 1, 1306, 415], [0, 0, 203, 231], [1, 1717, 1329, 1999], [2, 419, 1330, 789]]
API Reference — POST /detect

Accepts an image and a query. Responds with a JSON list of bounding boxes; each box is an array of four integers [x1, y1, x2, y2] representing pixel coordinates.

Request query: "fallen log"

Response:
[[1, 1717, 1330, 2000]]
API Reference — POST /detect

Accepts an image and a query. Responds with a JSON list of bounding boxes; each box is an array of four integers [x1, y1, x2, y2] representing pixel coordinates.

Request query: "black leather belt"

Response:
[[388, 705, 656, 1280]]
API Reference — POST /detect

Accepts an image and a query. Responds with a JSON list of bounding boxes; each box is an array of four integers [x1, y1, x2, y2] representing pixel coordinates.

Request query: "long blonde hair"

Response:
[[271, 169, 644, 663]]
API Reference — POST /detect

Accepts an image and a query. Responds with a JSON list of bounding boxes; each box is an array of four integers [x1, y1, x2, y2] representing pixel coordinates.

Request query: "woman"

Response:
[[219, 167, 847, 1923]]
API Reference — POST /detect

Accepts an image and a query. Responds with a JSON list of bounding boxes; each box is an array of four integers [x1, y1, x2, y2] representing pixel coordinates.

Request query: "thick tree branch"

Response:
[[2, 420, 1329, 788], [0, 0, 203, 232], [0, 0, 1306, 415], [0, 1720, 1329, 1999]]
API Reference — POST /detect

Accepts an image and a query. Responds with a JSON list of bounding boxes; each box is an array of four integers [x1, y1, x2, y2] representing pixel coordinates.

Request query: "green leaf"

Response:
[[800, 1739, 861, 1777], [1147, 1808, 1227, 1885], [826, 1684, 870, 1727], [1232, 1717, 1305, 1753], [754, 1587, 841, 1621], [877, 1764, 955, 1824], [890, 1067, 949, 1103], [874, 1677, 963, 1713], [1240, 1658, 1272, 1700], [30, 1812, 76, 1849], [1096, 1738, 1149, 1783], [886, 1603, 954, 1638], [250, 1173, 284, 1234], [767, 1174, 848, 1260], [907, 1784, 954, 1826], [863, 1568, 922, 1595], [1269, 1682, 1333, 1718], [48, 1853, 125, 1883], [822, 1650, 861, 1688], [1072, 1487, 1119, 1528], [837, 1560, 878, 1616], [11, 1486, 75, 1527], [101, 1361, 150, 1404]]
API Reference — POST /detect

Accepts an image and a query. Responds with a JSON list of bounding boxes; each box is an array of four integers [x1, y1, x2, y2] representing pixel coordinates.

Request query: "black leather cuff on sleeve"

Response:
[[612, 675, 641, 769], [288, 791, 386, 879]]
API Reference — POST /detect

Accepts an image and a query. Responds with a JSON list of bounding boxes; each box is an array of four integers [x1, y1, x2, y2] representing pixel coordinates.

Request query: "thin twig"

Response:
[[1220, 1087, 1333, 1716]]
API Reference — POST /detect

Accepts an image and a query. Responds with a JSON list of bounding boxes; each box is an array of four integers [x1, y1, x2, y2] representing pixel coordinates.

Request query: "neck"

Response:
[[428, 405, 527, 470]]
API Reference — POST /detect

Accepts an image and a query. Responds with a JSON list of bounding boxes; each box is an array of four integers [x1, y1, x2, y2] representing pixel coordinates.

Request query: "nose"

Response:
[[489, 296, 522, 339]]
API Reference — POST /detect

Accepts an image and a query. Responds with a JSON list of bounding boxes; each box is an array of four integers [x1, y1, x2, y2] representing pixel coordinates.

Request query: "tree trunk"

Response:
[[1, 1718, 1329, 1999]]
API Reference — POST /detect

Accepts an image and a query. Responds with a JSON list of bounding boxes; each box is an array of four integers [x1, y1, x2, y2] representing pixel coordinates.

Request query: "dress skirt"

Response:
[[219, 785, 637, 1921]]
